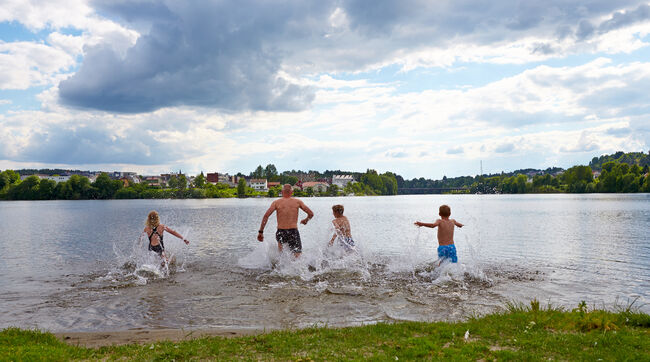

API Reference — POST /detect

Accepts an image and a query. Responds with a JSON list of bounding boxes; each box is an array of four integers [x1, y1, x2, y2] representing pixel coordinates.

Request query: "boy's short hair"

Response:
[[439, 204, 451, 217], [332, 204, 344, 215]]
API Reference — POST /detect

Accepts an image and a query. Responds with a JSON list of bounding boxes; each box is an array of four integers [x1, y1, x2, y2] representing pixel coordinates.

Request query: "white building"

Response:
[[20, 174, 71, 183], [332, 174, 354, 188], [249, 179, 268, 192]]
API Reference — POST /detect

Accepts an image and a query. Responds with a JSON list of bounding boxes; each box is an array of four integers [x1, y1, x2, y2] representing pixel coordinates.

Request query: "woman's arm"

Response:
[[164, 225, 190, 244]]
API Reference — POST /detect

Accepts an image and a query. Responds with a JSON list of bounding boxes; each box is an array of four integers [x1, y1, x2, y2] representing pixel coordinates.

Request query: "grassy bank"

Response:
[[2, 302, 648, 360]]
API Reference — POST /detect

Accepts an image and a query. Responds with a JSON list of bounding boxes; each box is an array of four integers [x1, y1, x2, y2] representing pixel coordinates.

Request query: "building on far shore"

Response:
[[332, 174, 354, 188], [301, 181, 329, 193], [143, 176, 164, 187], [207, 172, 236, 186], [20, 174, 70, 183], [249, 179, 268, 192], [267, 181, 281, 189]]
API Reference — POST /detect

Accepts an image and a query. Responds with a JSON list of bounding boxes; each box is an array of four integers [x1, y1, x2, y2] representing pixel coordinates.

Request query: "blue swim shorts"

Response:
[[437, 244, 458, 263]]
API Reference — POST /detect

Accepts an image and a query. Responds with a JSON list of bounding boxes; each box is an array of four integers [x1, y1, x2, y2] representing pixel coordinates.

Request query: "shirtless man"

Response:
[[414, 204, 463, 263], [258, 184, 314, 257]]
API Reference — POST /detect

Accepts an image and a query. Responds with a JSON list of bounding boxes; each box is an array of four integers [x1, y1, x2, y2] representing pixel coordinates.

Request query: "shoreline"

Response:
[[55, 327, 267, 348], [4, 306, 648, 359]]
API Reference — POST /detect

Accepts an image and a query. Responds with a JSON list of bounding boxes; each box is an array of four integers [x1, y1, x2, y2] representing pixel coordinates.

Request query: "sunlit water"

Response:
[[0, 194, 648, 332]]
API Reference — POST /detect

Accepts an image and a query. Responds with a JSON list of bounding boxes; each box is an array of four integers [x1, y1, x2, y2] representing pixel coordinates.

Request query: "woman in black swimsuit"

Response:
[[144, 211, 190, 261]]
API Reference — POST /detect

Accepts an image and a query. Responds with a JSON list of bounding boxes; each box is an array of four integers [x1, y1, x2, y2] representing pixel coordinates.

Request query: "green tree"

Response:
[[0, 170, 19, 189], [380, 172, 398, 195], [0, 172, 9, 190], [237, 178, 247, 198], [264, 164, 278, 181], [617, 173, 637, 193], [641, 174, 650, 192], [279, 174, 298, 185], [38, 179, 57, 199], [7, 175, 40, 200], [168, 175, 179, 189], [178, 174, 188, 190], [598, 171, 617, 193], [194, 172, 206, 188], [92, 173, 121, 199], [327, 184, 339, 196], [251, 165, 264, 179], [602, 161, 616, 173], [361, 169, 384, 194]]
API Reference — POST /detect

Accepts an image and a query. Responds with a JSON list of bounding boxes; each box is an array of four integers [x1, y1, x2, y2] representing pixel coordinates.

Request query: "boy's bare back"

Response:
[[435, 218, 462, 245], [333, 215, 352, 238]]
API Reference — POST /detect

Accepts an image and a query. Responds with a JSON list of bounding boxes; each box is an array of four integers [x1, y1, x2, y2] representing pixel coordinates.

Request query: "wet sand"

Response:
[[55, 327, 266, 348]]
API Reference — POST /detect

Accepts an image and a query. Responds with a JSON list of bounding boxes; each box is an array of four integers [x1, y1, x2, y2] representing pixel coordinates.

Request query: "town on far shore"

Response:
[[16, 170, 356, 194], [1, 151, 649, 200]]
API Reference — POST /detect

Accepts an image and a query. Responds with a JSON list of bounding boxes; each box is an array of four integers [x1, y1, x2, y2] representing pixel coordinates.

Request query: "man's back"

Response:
[[274, 197, 302, 229]]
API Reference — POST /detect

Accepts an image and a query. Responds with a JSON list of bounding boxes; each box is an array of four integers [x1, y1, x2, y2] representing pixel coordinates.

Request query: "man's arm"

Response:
[[299, 201, 314, 225], [414, 220, 441, 228], [258, 202, 276, 241], [453, 219, 464, 228]]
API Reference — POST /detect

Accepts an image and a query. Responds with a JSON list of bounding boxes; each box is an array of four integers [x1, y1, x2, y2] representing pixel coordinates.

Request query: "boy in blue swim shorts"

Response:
[[414, 204, 463, 264]]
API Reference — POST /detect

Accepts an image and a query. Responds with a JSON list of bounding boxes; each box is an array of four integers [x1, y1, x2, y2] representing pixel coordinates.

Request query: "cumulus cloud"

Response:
[[0, 41, 76, 90], [447, 146, 464, 154], [53, 0, 650, 113], [495, 143, 516, 153]]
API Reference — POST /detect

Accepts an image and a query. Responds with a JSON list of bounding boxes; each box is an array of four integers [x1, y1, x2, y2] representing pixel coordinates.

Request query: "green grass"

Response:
[[2, 301, 649, 361]]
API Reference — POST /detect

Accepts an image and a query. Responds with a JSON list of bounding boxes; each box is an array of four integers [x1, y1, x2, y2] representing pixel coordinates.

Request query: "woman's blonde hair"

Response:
[[146, 210, 160, 228]]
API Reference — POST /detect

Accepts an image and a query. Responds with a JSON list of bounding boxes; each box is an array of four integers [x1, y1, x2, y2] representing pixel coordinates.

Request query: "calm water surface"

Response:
[[0, 194, 648, 332]]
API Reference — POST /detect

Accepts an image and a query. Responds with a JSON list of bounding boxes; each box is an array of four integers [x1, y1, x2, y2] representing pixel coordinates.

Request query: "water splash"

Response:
[[104, 228, 191, 286], [238, 225, 490, 289]]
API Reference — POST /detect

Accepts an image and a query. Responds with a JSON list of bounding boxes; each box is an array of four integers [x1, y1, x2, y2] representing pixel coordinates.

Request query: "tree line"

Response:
[[2, 151, 648, 200]]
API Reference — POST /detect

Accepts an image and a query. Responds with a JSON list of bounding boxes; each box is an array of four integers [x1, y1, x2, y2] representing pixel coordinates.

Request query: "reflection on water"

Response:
[[0, 194, 648, 332]]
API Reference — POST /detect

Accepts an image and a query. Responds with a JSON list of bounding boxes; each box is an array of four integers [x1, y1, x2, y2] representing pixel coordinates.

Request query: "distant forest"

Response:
[[1, 151, 649, 200]]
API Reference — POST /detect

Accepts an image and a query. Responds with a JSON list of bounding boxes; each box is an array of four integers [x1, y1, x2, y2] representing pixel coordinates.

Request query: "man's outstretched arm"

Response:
[[258, 203, 276, 241]]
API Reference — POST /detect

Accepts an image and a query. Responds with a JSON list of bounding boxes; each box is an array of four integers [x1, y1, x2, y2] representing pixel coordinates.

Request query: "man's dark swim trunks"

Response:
[[275, 228, 302, 253]]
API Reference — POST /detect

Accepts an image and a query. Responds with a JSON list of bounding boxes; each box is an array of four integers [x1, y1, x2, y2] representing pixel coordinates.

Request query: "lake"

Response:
[[0, 194, 648, 332]]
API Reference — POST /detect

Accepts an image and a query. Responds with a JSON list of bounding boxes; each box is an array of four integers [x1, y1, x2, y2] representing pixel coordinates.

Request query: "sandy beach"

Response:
[[55, 328, 265, 348]]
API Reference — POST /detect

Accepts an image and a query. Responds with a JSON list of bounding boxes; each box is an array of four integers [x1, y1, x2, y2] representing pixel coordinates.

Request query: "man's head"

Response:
[[332, 204, 344, 216], [282, 184, 293, 197], [439, 204, 451, 218]]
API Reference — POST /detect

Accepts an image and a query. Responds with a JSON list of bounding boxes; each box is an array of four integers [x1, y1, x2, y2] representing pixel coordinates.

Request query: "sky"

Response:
[[0, 0, 649, 179]]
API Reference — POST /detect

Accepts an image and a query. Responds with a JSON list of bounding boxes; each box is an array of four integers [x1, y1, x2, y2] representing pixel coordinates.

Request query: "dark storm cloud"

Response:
[[60, 0, 325, 113], [58, 0, 650, 113]]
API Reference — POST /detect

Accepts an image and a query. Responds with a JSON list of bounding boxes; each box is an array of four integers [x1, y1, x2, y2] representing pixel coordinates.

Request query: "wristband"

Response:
[[258, 230, 263, 233]]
